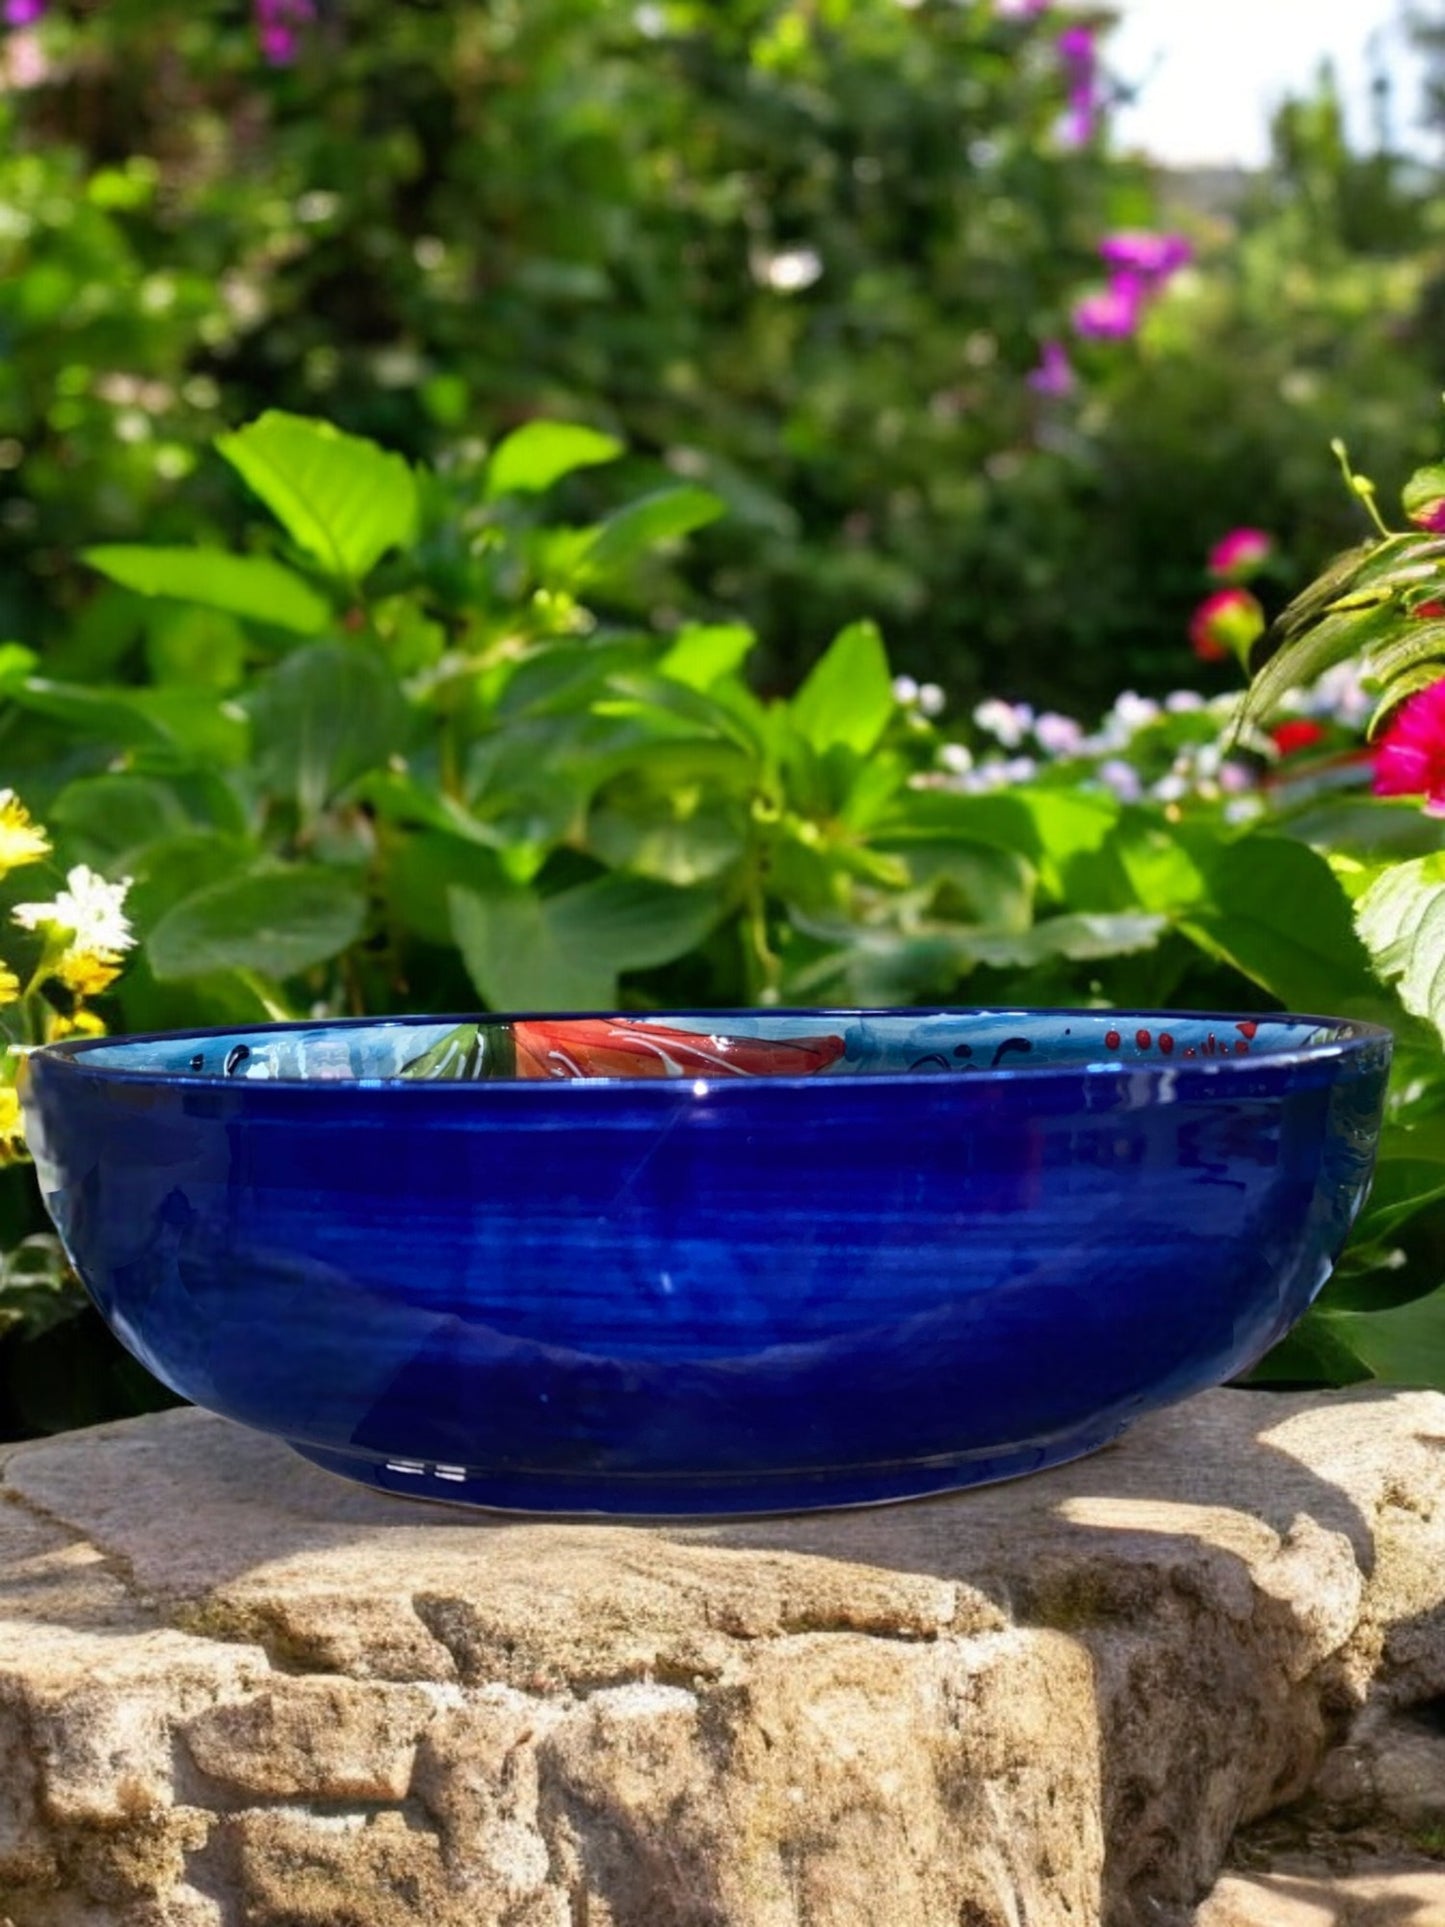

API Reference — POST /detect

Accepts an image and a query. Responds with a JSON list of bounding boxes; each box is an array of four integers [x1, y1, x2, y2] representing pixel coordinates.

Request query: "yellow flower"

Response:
[[54, 949, 122, 999], [0, 1084, 21, 1148], [46, 1008, 106, 1042], [0, 961, 18, 1007], [0, 791, 50, 880]]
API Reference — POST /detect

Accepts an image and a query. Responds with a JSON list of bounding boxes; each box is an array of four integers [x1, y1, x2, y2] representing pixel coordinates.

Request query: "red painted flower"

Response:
[[1269, 719, 1326, 757], [1373, 678, 1445, 814], [1190, 587, 1265, 664], [512, 1019, 846, 1081], [1207, 527, 1273, 582]]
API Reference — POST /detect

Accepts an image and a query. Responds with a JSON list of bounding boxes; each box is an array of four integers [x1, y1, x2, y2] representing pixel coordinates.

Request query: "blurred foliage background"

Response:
[[5, 0, 1445, 1437], [2, 0, 1441, 713]]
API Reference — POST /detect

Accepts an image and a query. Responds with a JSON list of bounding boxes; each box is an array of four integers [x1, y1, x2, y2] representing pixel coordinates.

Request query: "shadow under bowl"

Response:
[[19, 1006, 1391, 1516]]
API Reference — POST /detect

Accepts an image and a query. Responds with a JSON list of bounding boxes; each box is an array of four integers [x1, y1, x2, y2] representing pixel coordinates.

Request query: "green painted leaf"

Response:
[[576, 485, 726, 582], [451, 873, 719, 1010], [485, 421, 623, 500], [82, 545, 329, 634], [147, 866, 366, 981], [216, 412, 419, 584], [788, 620, 893, 758], [1355, 855, 1445, 1043], [250, 642, 407, 822]]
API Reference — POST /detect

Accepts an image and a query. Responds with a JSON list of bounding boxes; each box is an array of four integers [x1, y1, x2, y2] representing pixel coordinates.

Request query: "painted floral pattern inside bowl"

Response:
[[21, 1007, 1391, 1517]]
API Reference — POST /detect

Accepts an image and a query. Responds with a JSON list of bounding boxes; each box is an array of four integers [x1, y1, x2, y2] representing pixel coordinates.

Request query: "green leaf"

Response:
[[1247, 1306, 1374, 1387], [1179, 835, 1380, 1014], [250, 643, 408, 822], [1245, 601, 1399, 726], [788, 620, 894, 758], [485, 421, 624, 500], [82, 545, 329, 635], [575, 485, 726, 582], [6, 678, 248, 768], [1327, 1289, 1445, 1388], [1402, 464, 1445, 527], [1355, 855, 1445, 1043], [955, 911, 1165, 969], [658, 623, 757, 690], [50, 775, 191, 861], [147, 866, 366, 981], [216, 412, 419, 585], [451, 873, 719, 1010]]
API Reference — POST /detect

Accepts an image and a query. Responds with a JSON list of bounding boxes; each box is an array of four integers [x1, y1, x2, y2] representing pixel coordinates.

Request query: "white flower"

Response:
[[1151, 774, 1187, 803], [755, 246, 823, 293], [892, 675, 920, 706], [973, 699, 1033, 748], [939, 742, 974, 775], [917, 682, 946, 718], [999, 756, 1038, 784], [1095, 759, 1143, 802], [1164, 690, 1205, 714], [1033, 711, 1084, 757], [1109, 691, 1160, 733], [13, 864, 134, 955]]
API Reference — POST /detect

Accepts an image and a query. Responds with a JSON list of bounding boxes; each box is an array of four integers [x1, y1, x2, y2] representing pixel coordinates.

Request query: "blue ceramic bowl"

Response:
[[21, 1008, 1390, 1515]]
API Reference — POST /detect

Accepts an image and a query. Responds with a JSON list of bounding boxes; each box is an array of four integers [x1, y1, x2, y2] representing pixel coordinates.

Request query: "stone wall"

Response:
[[1, 1389, 1443, 1925]]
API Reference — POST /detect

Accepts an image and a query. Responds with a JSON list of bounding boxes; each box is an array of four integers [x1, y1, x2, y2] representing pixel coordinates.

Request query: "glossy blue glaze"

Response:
[[21, 1008, 1391, 1515]]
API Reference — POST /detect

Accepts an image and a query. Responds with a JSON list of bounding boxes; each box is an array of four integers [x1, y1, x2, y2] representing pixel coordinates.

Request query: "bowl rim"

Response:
[[23, 1005, 1395, 1099]]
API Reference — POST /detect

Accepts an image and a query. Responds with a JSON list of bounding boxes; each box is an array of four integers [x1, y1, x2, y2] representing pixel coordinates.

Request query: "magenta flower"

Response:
[[1098, 231, 1193, 284], [1409, 498, 1445, 534], [1027, 339, 1076, 396], [1057, 25, 1100, 146], [1374, 680, 1445, 813], [1071, 274, 1144, 341], [1207, 527, 1273, 581], [3, 0, 44, 25], [1190, 588, 1264, 664], [254, 0, 314, 65]]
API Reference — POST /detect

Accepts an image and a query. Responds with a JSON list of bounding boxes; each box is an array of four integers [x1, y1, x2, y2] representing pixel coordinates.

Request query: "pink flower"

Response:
[[1057, 25, 1099, 146], [996, 0, 1051, 15], [1410, 499, 1445, 534], [254, 0, 313, 64], [1373, 679, 1445, 813], [1190, 587, 1265, 664], [1027, 339, 1076, 396], [1098, 231, 1193, 283], [1072, 274, 1144, 341], [1207, 527, 1273, 581]]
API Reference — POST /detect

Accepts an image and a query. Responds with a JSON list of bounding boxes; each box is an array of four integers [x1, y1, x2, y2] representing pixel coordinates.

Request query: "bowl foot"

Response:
[[287, 1423, 1131, 1518]]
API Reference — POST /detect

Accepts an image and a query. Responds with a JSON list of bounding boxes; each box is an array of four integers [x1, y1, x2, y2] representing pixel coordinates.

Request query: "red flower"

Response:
[[512, 1019, 846, 1081], [1373, 678, 1445, 814], [1413, 600, 1445, 620], [1269, 719, 1326, 757], [1190, 587, 1265, 664]]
